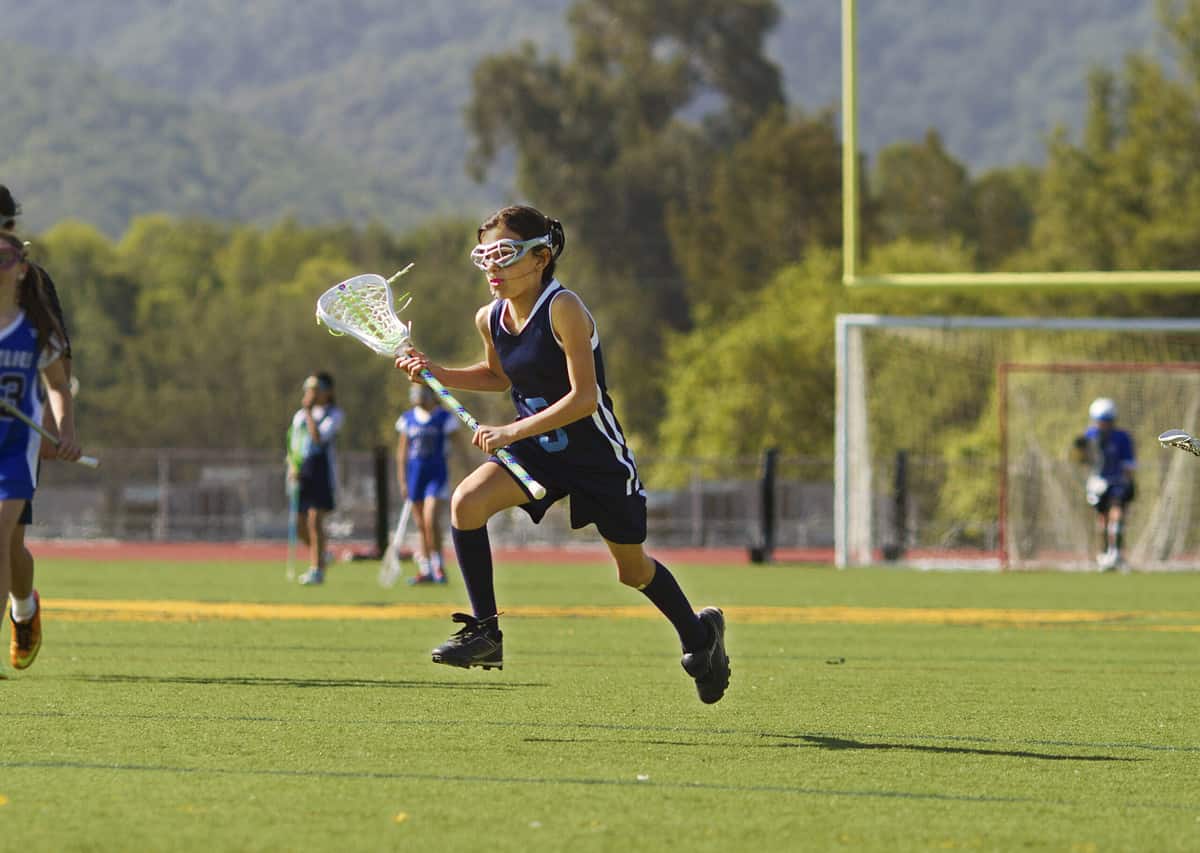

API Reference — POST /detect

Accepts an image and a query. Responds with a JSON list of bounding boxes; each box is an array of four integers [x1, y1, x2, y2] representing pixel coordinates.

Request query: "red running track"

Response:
[[26, 539, 835, 565]]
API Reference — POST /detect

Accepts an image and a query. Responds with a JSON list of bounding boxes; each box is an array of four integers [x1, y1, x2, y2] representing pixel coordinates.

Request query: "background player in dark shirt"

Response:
[[397, 205, 729, 704]]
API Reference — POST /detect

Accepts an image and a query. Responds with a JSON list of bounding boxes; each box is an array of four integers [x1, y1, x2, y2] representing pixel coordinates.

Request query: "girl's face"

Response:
[[0, 240, 27, 291], [477, 225, 547, 300]]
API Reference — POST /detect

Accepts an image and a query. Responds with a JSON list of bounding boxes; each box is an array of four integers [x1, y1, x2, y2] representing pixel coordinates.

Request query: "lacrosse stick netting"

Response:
[[315, 268, 548, 500]]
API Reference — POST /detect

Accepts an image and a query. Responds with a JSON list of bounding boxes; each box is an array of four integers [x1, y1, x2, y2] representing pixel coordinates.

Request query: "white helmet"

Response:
[[1089, 397, 1117, 421]]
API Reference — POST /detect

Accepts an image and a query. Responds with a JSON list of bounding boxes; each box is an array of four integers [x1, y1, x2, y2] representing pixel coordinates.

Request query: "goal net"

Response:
[[836, 315, 1200, 570]]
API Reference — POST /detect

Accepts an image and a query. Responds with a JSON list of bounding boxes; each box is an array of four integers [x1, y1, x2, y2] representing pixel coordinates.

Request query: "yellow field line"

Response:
[[42, 599, 1200, 627]]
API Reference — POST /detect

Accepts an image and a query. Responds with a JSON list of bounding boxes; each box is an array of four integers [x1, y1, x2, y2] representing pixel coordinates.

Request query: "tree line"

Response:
[[26, 0, 1200, 483]]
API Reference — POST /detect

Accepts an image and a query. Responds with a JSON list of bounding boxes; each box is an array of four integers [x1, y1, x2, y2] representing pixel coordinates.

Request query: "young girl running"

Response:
[[396, 205, 729, 703], [396, 384, 458, 584], [0, 232, 82, 674]]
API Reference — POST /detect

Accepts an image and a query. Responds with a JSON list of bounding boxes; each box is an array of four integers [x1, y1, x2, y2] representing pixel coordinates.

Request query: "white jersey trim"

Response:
[[547, 284, 599, 351]]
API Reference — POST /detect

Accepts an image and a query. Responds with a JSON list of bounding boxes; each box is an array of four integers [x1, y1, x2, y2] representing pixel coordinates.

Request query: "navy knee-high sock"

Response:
[[639, 560, 708, 653], [450, 525, 497, 622]]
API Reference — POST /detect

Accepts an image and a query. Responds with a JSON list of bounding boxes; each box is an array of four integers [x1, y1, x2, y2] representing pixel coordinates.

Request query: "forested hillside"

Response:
[[1, 0, 1158, 236], [20, 0, 1200, 465]]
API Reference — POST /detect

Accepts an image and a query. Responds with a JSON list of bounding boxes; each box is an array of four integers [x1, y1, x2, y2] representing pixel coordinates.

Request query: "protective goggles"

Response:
[[470, 234, 553, 271]]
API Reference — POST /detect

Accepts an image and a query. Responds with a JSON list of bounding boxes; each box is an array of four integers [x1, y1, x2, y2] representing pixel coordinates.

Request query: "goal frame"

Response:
[[835, 314, 1200, 568]]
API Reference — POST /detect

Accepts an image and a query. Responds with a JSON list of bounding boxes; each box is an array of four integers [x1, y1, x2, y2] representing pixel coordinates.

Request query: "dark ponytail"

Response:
[[20, 266, 67, 362], [0, 233, 64, 360]]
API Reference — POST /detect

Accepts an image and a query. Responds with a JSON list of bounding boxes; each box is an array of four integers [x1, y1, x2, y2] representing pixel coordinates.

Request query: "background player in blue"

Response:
[[287, 372, 344, 585], [0, 231, 82, 675], [1072, 397, 1136, 571], [397, 205, 730, 704], [397, 384, 459, 584], [1, 185, 72, 670]]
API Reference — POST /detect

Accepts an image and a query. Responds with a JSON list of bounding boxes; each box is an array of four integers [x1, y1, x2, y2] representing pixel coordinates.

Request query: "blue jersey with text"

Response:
[[397, 407, 456, 466], [0, 312, 54, 500], [489, 280, 642, 497], [1084, 425, 1135, 482]]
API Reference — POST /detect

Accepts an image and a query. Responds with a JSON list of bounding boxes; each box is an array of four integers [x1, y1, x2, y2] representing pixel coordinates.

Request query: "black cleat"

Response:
[[431, 612, 503, 670], [681, 607, 730, 704]]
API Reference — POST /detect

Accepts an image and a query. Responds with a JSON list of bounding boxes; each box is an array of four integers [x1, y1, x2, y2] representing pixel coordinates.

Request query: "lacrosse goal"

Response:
[[836, 315, 1200, 570]]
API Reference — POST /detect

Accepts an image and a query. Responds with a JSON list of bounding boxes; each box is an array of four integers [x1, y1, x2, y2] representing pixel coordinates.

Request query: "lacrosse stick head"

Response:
[[315, 271, 415, 357], [1159, 429, 1200, 456]]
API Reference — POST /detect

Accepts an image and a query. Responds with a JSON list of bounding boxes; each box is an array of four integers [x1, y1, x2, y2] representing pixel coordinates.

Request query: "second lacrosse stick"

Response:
[[0, 399, 99, 468], [1159, 429, 1200, 457]]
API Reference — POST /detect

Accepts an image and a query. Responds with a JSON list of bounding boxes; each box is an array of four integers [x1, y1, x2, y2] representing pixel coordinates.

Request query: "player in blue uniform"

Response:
[[287, 373, 344, 585], [397, 205, 729, 703], [0, 231, 82, 675], [1072, 397, 1136, 571], [1, 185, 73, 669], [397, 384, 459, 584]]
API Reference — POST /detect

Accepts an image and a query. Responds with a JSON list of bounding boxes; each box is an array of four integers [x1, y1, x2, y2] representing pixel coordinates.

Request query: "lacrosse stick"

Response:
[[285, 478, 299, 581], [378, 498, 414, 588], [0, 398, 99, 468], [1159, 429, 1200, 457], [315, 267, 547, 500]]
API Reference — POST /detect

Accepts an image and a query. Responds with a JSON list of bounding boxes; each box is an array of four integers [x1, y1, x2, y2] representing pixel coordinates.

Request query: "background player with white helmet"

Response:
[[1073, 397, 1136, 570]]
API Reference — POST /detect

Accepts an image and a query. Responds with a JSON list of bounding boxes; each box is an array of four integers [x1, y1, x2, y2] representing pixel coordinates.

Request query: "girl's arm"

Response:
[[41, 357, 82, 461], [395, 304, 511, 392]]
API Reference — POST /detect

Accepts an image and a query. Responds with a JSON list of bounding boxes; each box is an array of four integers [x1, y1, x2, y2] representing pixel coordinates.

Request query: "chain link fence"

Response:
[[30, 448, 834, 551]]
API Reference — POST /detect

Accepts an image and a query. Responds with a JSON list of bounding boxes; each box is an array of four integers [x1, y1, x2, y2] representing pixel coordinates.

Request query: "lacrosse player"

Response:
[[396, 205, 729, 704], [1072, 397, 1136, 570], [396, 384, 458, 584], [288, 373, 344, 585], [0, 231, 82, 674], [1, 186, 73, 670]]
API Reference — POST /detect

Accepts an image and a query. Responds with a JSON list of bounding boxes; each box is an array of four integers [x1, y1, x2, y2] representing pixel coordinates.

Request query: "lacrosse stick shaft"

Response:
[[378, 498, 412, 588], [392, 498, 413, 550], [417, 369, 548, 500], [0, 399, 100, 468], [286, 479, 299, 580]]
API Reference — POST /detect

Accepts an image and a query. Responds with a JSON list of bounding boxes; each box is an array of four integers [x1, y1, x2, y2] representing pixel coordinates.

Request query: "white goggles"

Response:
[[470, 234, 553, 271]]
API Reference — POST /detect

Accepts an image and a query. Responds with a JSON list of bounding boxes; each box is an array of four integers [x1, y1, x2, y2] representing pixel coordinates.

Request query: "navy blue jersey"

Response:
[[489, 280, 642, 497], [1084, 426, 1135, 483]]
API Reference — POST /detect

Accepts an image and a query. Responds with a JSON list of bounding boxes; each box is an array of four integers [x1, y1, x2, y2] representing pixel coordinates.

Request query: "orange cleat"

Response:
[[10, 590, 42, 670]]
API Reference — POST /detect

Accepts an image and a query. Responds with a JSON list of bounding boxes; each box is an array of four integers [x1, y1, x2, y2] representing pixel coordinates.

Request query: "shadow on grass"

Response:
[[68, 674, 545, 690], [524, 733, 1144, 762], [765, 733, 1144, 762]]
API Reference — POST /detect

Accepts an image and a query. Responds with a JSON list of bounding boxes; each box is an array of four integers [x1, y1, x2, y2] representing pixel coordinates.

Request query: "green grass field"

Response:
[[3, 556, 1200, 851]]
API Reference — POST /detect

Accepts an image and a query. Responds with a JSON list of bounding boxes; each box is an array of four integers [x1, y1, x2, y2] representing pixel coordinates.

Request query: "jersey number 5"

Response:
[[525, 397, 568, 453]]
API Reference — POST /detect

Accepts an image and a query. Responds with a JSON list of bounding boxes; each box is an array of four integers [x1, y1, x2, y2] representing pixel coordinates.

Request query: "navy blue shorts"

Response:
[[1094, 481, 1135, 514], [406, 460, 449, 502], [298, 454, 335, 512], [489, 450, 647, 545]]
